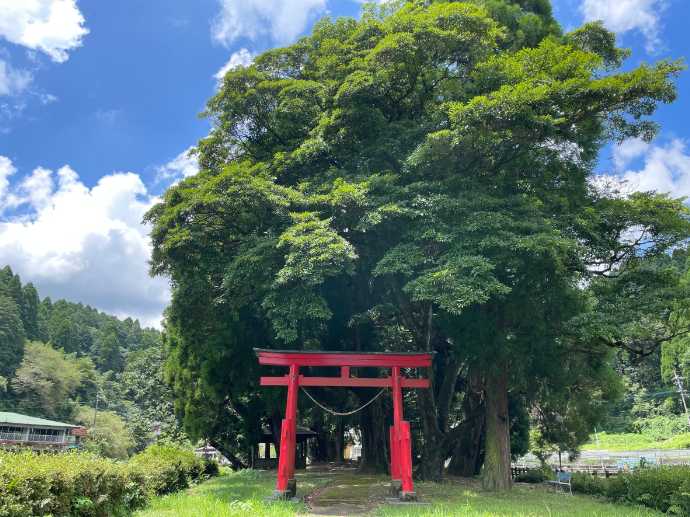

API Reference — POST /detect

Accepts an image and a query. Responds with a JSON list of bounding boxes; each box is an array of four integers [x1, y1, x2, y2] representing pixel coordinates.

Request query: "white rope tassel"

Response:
[[300, 387, 387, 416]]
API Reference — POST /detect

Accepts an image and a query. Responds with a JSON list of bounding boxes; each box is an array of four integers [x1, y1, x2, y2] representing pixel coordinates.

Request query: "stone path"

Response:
[[300, 468, 390, 516]]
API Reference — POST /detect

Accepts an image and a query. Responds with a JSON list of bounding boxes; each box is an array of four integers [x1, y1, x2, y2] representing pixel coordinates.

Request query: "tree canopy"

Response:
[[146, 0, 689, 488]]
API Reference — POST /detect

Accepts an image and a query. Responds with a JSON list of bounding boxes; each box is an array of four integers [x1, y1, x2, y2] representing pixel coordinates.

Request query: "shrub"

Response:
[[571, 472, 606, 496], [0, 450, 146, 517], [515, 467, 551, 483], [204, 457, 220, 477], [633, 415, 689, 442], [0, 444, 217, 517], [128, 443, 211, 495], [572, 466, 690, 515]]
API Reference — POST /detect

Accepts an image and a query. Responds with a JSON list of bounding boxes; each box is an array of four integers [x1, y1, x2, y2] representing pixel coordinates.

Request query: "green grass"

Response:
[[375, 479, 663, 516], [134, 469, 665, 516], [133, 469, 331, 517], [582, 431, 690, 451]]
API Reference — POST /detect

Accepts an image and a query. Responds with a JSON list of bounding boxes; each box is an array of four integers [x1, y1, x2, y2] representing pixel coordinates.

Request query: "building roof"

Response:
[[0, 412, 78, 429], [261, 425, 317, 439]]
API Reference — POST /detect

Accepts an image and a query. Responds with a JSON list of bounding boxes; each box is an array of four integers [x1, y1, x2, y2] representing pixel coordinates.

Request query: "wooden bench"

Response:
[[546, 471, 572, 495]]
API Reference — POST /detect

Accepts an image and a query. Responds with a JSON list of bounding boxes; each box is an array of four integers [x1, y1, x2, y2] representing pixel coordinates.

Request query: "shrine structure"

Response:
[[254, 348, 433, 500]]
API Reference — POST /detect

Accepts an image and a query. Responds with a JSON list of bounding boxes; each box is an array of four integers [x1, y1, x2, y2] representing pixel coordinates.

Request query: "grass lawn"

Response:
[[133, 469, 332, 517], [581, 431, 690, 451], [134, 469, 664, 517], [376, 479, 663, 516]]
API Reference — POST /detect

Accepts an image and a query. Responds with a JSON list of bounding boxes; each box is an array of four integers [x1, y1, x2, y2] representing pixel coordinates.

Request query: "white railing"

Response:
[[28, 433, 65, 443], [0, 431, 26, 441], [0, 431, 65, 443]]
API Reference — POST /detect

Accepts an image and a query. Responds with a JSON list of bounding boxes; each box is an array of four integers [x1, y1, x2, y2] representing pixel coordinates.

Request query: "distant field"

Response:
[[582, 431, 690, 452]]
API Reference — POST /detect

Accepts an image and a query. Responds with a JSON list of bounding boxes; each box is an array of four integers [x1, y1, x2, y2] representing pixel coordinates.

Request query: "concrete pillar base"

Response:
[[272, 478, 297, 500], [400, 491, 417, 502], [390, 479, 402, 496]]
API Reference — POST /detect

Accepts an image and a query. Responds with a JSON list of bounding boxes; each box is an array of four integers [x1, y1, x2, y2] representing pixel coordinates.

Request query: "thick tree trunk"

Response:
[[448, 386, 485, 477], [417, 348, 462, 481], [359, 396, 389, 473], [417, 389, 446, 481], [481, 367, 512, 490]]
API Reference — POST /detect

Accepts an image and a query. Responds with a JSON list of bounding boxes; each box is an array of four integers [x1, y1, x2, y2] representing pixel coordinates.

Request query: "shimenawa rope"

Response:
[[300, 387, 386, 416]]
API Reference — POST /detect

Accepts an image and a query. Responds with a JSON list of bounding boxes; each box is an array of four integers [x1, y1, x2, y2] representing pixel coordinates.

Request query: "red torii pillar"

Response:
[[255, 349, 432, 501]]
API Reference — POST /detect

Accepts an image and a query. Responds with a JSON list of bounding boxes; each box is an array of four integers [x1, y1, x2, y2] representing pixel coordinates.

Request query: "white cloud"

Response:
[[596, 138, 690, 200], [212, 0, 326, 46], [0, 155, 16, 202], [581, 0, 665, 53], [0, 157, 169, 327], [0, 59, 32, 96], [613, 137, 649, 171], [0, 0, 89, 62], [618, 139, 690, 198], [214, 48, 254, 83], [155, 147, 199, 183], [6, 166, 54, 211]]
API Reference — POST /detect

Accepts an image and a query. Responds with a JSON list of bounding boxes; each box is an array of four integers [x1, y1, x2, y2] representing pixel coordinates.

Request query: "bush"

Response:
[[573, 466, 690, 515], [128, 443, 212, 495], [204, 457, 220, 477], [0, 450, 146, 517], [0, 444, 217, 517], [515, 467, 552, 483], [571, 472, 606, 496], [633, 415, 689, 441]]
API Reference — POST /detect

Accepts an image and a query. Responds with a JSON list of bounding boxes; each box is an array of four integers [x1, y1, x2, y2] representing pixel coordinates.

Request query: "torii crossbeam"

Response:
[[255, 348, 432, 500]]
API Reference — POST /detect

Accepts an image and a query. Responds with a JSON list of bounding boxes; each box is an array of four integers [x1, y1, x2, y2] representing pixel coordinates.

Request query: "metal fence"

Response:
[[511, 464, 621, 479]]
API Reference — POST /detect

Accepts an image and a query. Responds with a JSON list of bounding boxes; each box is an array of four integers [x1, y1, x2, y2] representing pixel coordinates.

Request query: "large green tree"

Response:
[[11, 342, 91, 420], [147, 0, 688, 489], [0, 291, 24, 381]]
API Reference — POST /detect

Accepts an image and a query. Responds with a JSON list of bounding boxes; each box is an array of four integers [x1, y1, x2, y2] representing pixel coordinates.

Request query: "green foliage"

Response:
[[0, 445, 216, 517], [146, 0, 690, 480], [0, 291, 24, 380], [119, 345, 189, 452], [11, 342, 92, 420], [0, 266, 185, 457], [514, 467, 552, 483], [573, 467, 690, 515], [0, 449, 147, 517], [571, 473, 606, 496], [74, 405, 136, 459], [633, 415, 689, 441], [129, 444, 212, 496]]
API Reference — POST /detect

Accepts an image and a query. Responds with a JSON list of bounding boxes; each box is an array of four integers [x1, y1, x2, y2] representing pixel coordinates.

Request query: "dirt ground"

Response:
[[299, 466, 389, 516]]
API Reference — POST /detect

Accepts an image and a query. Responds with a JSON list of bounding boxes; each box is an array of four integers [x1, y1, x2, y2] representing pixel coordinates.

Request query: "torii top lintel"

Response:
[[254, 348, 432, 368], [254, 348, 433, 389]]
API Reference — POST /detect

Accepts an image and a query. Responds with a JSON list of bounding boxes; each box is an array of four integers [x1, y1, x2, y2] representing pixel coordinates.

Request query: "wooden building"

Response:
[[0, 412, 86, 451]]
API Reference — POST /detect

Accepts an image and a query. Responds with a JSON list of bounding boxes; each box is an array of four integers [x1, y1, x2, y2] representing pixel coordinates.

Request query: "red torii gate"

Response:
[[255, 348, 432, 500]]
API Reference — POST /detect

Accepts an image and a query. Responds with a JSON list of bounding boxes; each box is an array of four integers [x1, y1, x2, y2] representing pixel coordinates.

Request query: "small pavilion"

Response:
[[254, 426, 317, 470]]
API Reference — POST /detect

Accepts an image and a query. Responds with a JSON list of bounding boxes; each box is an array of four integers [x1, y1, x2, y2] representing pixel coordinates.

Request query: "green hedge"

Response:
[[573, 466, 690, 515], [129, 443, 217, 496], [515, 467, 552, 483], [0, 444, 217, 517]]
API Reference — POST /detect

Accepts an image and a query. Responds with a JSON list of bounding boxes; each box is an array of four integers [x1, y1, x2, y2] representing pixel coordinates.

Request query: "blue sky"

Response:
[[0, 0, 688, 326]]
